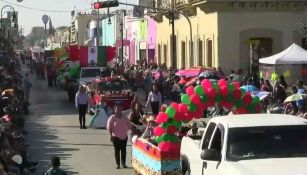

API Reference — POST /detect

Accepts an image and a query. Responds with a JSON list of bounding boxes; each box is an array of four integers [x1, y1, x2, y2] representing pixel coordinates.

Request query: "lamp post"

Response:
[[1, 5, 18, 51]]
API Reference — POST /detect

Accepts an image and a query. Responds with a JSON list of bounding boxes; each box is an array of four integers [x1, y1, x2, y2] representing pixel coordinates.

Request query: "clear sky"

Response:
[[0, 0, 137, 35]]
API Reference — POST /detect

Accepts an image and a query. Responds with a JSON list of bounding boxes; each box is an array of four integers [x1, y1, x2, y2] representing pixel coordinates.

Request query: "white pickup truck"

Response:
[[181, 114, 307, 175]]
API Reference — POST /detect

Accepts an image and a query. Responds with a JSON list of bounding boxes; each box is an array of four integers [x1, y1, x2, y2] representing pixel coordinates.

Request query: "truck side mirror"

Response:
[[200, 149, 220, 161]]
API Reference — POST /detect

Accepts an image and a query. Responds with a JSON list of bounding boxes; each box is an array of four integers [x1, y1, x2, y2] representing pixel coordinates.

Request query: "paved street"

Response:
[[25, 76, 134, 175]]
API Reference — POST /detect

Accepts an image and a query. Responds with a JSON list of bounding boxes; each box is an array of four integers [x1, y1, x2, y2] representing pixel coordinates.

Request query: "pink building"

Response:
[[125, 15, 156, 65]]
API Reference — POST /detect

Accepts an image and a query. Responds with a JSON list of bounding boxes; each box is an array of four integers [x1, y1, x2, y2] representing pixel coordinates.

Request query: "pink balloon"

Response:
[[186, 86, 195, 95], [218, 79, 228, 87], [201, 79, 212, 89], [178, 103, 189, 113], [233, 82, 240, 90], [220, 85, 228, 96], [155, 112, 169, 124], [167, 125, 178, 134], [158, 142, 181, 154], [190, 94, 201, 105], [153, 126, 165, 136]]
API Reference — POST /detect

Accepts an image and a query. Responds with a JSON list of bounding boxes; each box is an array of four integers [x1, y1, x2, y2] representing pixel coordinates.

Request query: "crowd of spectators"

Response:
[[0, 54, 38, 175]]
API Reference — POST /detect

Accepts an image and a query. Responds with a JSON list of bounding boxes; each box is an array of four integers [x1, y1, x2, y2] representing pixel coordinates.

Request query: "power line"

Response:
[[0, 0, 92, 13]]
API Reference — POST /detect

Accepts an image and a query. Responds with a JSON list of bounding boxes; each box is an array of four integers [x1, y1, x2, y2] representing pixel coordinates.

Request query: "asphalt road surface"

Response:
[[25, 76, 134, 175]]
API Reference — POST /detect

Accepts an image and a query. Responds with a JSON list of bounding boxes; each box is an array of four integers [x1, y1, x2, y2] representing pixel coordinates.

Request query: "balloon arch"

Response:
[[153, 79, 262, 153]]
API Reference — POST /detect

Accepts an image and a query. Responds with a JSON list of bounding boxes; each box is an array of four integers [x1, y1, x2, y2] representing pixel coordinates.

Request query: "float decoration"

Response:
[[133, 79, 262, 175]]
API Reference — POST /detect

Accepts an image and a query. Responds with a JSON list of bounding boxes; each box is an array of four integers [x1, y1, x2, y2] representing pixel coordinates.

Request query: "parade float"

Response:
[[132, 79, 262, 175]]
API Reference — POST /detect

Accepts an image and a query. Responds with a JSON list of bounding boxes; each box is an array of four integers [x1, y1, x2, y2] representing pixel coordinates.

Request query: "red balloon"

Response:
[[256, 104, 262, 113], [207, 99, 215, 107], [218, 79, 228, 87], [155, 112, 169, 124], [198, 103, 207, 111], [186, 86, 195, 95], [153, 126, 165, 136], [233, 89, 242, 99], [178, 103, 189, 113], [183, 113, 193, 121], [207, 88, 216, 98], [201, 79, 212, 89], [158, 142, 172, 152], [170, 102, 179, 110], [174, 112, 184, 121], [190, 94, 201, 105], [193, 110, 203, 119], [233, 82, 241, 90], [243, 93, 252, 105], [220, 86, 228, 96], [167, 125, 178, 134], [235, 108, 248, 114], [224, 102, 234, 109]]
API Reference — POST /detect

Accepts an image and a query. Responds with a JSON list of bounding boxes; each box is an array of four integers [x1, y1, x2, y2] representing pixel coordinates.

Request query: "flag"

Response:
[[79, 46, 107, 67], [79, 46, 88, 67], [68, 45, 79, 61], [88, 46, 98, 64]]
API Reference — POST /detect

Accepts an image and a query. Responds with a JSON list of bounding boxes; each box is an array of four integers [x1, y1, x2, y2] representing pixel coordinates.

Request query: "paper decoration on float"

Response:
[[283, 70, 290, 78]]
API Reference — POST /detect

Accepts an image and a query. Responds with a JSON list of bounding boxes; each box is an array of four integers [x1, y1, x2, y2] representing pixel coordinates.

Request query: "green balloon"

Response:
[[235, 100, 244, 108], [247, 104, 256, 113], [228, 84, 235, 92], [166, 107, 176, 118], [195, 85, 205, 96], [161, 134, 179, 143], [181, 94, 191, 105], [252, 96, 260, 105], [226, 94, 235, 103], [188, 104, 197, 112], [212, 83, 219, 92], [215, 94, 222, 102], [155, 136, 163, 144], [161, 122, 170, 129], [168, 119, 182, 128], [200, 94, 208, 103]]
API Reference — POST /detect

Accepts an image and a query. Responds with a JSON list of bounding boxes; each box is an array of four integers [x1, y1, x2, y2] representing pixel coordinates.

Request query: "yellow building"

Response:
[[153, 0, 307, 73]]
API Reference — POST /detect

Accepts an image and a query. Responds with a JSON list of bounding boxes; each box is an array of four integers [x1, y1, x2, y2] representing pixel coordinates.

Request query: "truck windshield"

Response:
[[81, 69, 100, 78], [98, 80, 128, 92], [227, 125, 307, 161]]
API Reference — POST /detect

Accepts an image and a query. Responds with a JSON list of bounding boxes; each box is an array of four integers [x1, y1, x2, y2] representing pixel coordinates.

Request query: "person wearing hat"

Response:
[[107, 102, 131, 169], [75, 86, 90, 129]]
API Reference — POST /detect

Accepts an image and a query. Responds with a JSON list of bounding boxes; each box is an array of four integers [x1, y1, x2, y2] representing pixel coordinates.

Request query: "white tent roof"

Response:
[[259, 43, 307, 65]]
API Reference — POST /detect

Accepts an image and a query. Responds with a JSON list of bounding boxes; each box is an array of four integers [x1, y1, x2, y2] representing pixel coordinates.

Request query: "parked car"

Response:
[[90, 76, 133, 110], [181, 114, 307, 175]]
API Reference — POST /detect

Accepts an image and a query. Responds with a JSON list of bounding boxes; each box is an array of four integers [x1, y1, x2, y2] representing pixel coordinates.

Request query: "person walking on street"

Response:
[[107, 103, 131, 169], [23, 73, 32, 105], [145, 84, 162, 115], [44, 156, 67, 175], [75, 86, 89, 129]]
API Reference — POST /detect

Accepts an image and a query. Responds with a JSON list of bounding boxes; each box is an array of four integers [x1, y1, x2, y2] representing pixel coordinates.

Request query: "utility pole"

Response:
[[96, 0, 100, 46], [170, 0, 177, 69], [121, 10, 125, 70]]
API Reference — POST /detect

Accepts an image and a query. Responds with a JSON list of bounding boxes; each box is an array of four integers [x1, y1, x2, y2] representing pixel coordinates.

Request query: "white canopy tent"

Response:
[[259, 43, 307, 65], [259, 43, 307, 84]]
